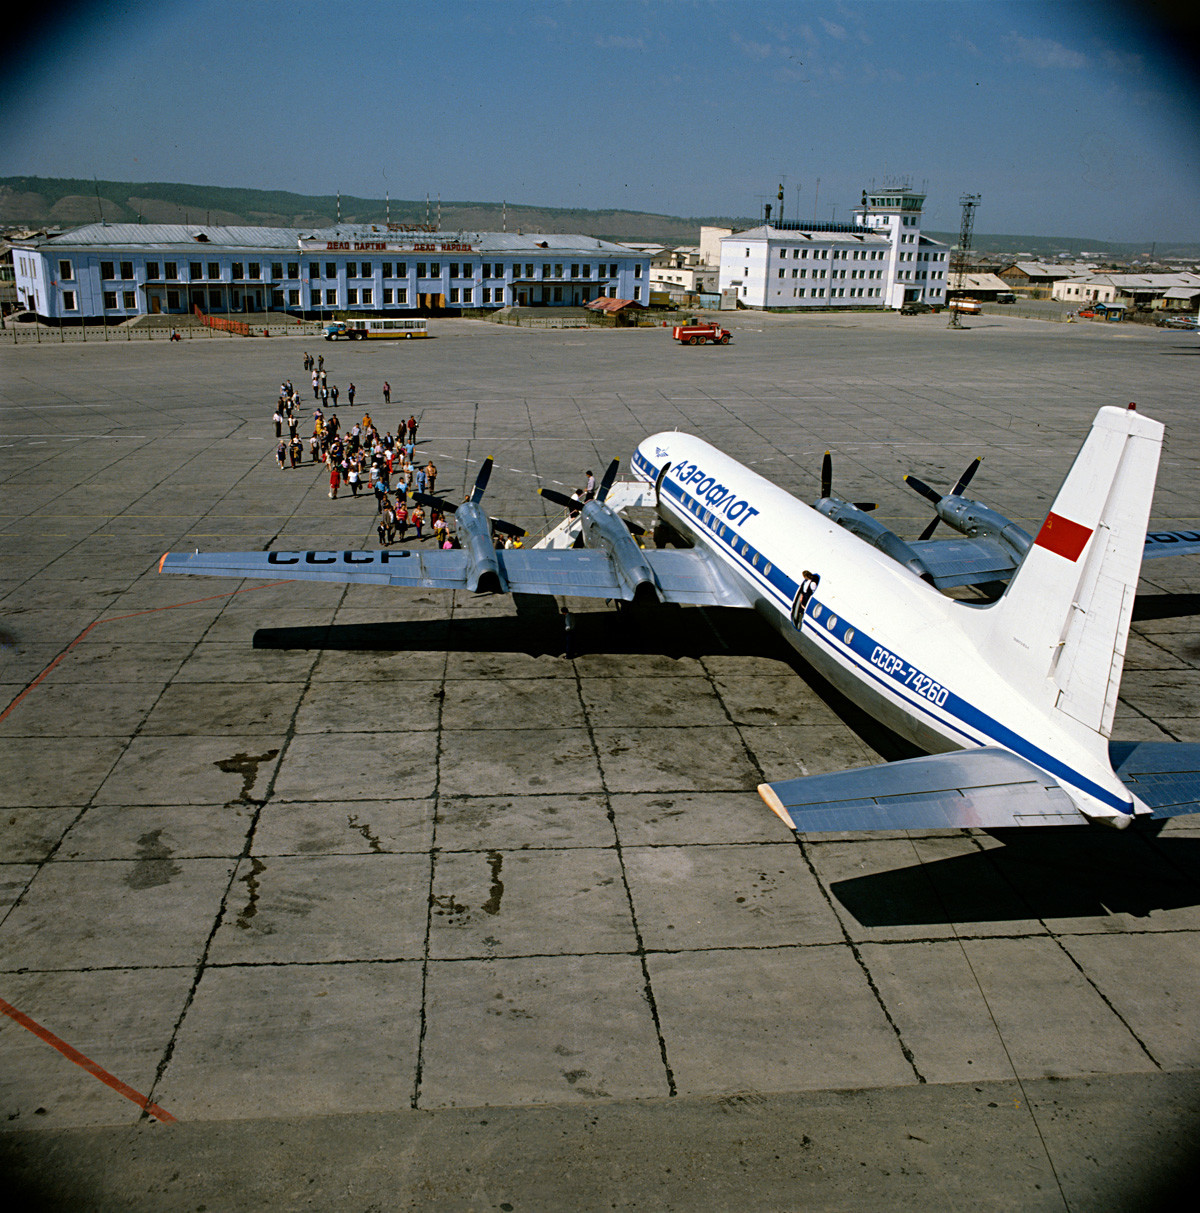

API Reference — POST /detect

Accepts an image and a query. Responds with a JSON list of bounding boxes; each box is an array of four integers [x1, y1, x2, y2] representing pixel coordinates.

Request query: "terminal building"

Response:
[[719, 187, 949, 311], [10, 223, 651, 322]]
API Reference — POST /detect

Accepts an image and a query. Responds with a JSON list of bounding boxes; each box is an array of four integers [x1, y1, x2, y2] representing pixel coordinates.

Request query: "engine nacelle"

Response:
[[456, 501, 504, 593], [581, 502, 660, 603], [936, 498, 1033, 562], [816, 498, 933, 582]]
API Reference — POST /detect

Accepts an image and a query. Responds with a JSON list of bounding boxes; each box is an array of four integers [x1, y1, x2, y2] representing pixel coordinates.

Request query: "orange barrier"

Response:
[[193, 305, 251, 336]]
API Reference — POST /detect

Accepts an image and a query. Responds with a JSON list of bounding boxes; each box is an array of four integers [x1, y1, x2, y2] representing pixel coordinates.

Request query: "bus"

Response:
[[324, 318, 429, 340]]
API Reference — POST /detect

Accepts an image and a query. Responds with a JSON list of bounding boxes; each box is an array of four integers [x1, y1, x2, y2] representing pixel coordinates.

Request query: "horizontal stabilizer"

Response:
[[758, 747, 1088, 833], [1109, 741, 1200, 819]]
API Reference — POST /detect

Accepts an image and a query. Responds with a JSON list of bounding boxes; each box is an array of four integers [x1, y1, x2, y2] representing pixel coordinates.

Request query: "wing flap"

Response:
[[907, 537, 1017, 589], [759, 747, 1087, 832]]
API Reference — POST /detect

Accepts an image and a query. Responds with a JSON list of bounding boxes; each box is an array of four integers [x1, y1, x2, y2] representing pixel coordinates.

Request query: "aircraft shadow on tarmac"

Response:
[[830, 827, 1200, 927], [255, 598, 789, 663], [253, 593, 1200, 929]]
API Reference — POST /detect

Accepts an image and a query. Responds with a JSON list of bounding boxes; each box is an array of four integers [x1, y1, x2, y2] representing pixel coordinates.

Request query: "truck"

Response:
[[671, 319, 731, 345]]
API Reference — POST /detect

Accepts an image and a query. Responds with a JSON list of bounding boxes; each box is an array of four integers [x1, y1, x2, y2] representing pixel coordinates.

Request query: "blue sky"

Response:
[[3, 0, 1197, 243]]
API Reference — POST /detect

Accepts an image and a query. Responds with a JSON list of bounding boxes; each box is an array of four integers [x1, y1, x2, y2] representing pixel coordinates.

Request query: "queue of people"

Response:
[[278, 358, 460, 551]]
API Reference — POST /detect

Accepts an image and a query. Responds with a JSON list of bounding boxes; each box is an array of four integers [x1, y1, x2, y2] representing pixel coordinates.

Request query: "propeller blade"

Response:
[[539, 487, 579, 511], [596, 457, 620, 503], [950, 457, 982, 498], [471, 457, 494, 504], [903, 474, 942, 506], [490, 517, 527, 539], [919, 516, 941, 542], [412, 492, 458, 513], [820, 451, 832, 500]]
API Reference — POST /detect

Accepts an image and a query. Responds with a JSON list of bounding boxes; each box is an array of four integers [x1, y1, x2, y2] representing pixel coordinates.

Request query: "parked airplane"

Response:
[[160, 404, 1200, 833]]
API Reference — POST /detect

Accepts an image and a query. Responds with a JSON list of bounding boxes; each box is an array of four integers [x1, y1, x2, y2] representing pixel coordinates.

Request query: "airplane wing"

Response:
[[159, 546, 752, 608], [907, 537, 1017, 590], [758, 747, 1090, 832], [1142, 529, 1200, 560], [910, 527, 1200, 592], [1108, 741, 1200, 819]]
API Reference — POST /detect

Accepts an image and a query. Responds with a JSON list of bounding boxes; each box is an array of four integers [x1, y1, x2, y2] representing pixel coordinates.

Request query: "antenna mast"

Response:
[[949, 193, 980, 329]]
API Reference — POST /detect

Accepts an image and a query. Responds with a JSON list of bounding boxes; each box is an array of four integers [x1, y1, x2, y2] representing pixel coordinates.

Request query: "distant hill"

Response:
[[2, 176, 1197, 260], [0, 176, 747, 247]]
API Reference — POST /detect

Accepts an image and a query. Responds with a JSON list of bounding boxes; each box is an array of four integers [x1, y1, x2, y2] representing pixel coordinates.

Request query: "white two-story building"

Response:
[[718, 188, 949, 311]]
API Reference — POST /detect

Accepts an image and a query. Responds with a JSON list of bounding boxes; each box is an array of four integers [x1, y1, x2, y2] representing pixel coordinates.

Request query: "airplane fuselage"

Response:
[[632, 433, 1138, 824]]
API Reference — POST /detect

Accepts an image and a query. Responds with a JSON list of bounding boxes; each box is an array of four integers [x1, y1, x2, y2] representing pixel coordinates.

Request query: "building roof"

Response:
[[950, 272, 1011, 292], [1007, 261, 1074, 279], [13, 222, 647, 259], [18, 222, 302, 251], [722, 224, 889, 246]]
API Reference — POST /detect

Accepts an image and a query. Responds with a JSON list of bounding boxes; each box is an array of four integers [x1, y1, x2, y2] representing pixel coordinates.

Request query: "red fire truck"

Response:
[[672, 320, 731, 345]]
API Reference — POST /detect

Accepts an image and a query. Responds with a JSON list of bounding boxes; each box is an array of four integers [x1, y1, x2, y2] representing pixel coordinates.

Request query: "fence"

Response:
[[194, 306, 250, 336], [3, 316, 326, 344]]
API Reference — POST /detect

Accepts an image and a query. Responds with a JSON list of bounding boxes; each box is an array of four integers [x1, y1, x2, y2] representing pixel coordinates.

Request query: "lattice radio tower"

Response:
[[949, 193, 981, 328]]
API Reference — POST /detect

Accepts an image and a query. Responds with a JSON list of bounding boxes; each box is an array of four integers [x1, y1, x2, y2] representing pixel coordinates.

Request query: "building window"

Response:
[[382, 262, 393, 278], [326, 263, 337, 279], [58, 260, 73, 280], [361, 262, 371, 277], [147, 262, 160, 279], [231, 262, 243, 279], [346, 262, 358, 278], [450, 287, 459, 304], [190, 262, 202, 279], [101, 260, 115, 279], [288, 290, 300, 306], [62, 290, 76, 309], [120, 261, 133, 279], [633, 285, 641, 300], [570, 264, 579, 278], [310, 262, 321, 278], [384, 289, 394, 304], [417, 263, 427, 278], [103, 291, 117, 309], [288, 263, 299, 279], [123, 290, 136, 309], [430, 262, 440, 276], [348, 288, 358, 305], [167, 290, 180, 308], [325, 290, 337, 305], [165, 262, 178, 279], [462, 288, 472, 303], [272, 263, 284, 280], [362, 288, 372, 305], [397, 262, 407, 277], [250, 263, 261, 279], [397, 288, 407, 304]]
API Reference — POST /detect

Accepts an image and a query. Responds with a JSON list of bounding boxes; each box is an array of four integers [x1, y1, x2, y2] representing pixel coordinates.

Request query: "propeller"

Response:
[[412, 457, 527, 538], [539, 458, 644, 535], [819, 450, 877, 512], [904, 457, 982, 540], [540, 457, 620, 511]]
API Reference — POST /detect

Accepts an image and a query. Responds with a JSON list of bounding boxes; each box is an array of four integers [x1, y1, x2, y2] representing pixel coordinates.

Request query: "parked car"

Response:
[[1156, 314, 1199, 329], [899, 301, 933, 315]]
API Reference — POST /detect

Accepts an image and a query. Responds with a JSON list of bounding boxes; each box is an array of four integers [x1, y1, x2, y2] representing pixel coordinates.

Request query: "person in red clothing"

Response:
[[329, 461, 341, 499]]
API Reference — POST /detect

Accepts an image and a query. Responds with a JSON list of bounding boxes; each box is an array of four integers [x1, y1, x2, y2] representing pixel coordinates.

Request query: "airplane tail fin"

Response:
[[972, 405, 1163, 742]]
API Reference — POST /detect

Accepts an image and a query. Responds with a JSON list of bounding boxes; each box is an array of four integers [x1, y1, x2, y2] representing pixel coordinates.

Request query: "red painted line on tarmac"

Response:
[[0, 996, 176, 1123], [0, 580, 294, 725]]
